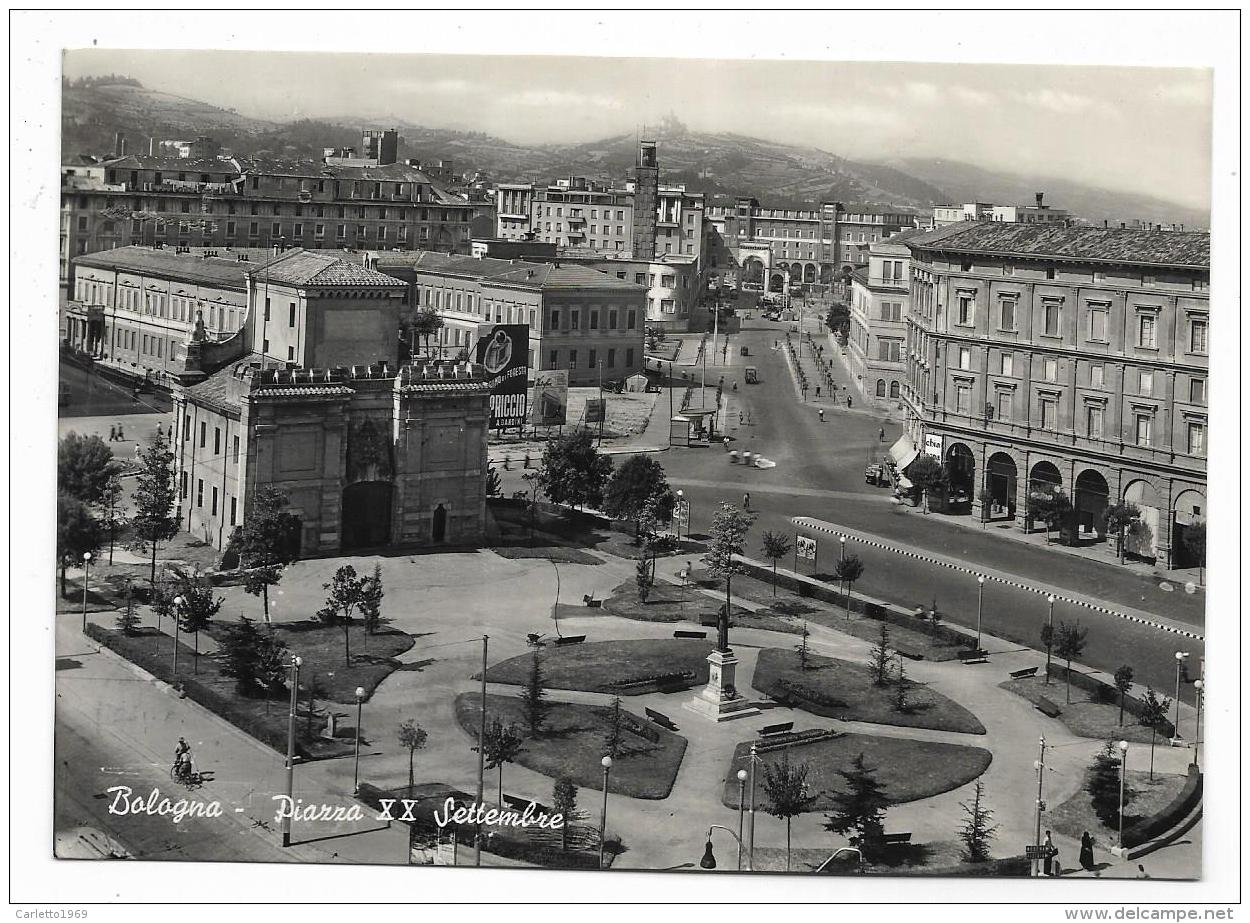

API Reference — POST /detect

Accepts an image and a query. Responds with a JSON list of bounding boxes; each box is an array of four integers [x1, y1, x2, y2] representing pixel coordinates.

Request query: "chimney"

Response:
[[149, 137, 156, 157], [1103, 219, 1108, 229], [1120, 222, 1126, 229], [1035, 192, 1045, 208], [119, 136, 127, 157], [114, 132, 124, 157]]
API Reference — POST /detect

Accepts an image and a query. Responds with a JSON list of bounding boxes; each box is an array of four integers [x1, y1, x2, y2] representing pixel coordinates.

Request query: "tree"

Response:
[[96, 474, 127, 565], [702, 501, 757, 653], [1102, 501, 1142, 564], [521, 651, 550, 735], [1040, 621, 1056, 686], [601, 696, 626, 760], [150, 576, 177, 634], [234, 486, 301, 622], [634, 556, 654, 603], [795, 621, 812, 671], [760, 531, 792, 595], [1088, 740, 1135, 827], [58, 432, 119, 504], [834, 554, 865, 621], [397, 720, 429, 793], [869, 622, 894, 686], [1029, 488, 1073, 544], [217, 615, 266, 695], [908, 455, 946, 514], [254, 631, 290, 712], [1054, 621, 1089, 704], [535, 430, 613, 510], [129, 433, 179, 587], [56, 491, 103, 597], [479, 717, 524, 802], [115, 578, 141, 636], [409, 306, 445, 355], [602, 455, 675, 541], [1113, 666, 1135, 727], [174, 568, 222, 674], [552, 777, 579, 852], [1138, 687, 1172, 780], [761, 751, 816, 871], [823, 752, 889, 858], [485, 465, 503, 498], [1183, 521, 1206, 586], [957, 780, 1000, 863], [317, 564, 367, 665], [359, 563, 386, 636], [304, 672, 327, 734], [894, 661, 910, 713]]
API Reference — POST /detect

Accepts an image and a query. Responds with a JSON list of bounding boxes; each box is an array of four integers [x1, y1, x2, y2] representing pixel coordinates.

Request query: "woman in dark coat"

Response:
[[1080, 831, 1096, 871]]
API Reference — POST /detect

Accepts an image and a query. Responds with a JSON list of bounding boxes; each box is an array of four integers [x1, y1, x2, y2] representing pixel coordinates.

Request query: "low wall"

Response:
[[1123, 767, 1202, 849]]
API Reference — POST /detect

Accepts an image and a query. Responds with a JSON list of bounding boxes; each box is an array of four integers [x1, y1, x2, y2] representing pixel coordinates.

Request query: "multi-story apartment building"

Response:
[[932, 195, 1070, 228], [368, 251, 647, 387], [59, 132, 474, 290], [848, 229, 924, 407], [900, 222, 1208, 570]]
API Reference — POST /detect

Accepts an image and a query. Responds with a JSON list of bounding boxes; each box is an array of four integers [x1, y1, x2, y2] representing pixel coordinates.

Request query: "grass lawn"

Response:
[[602, 580, 803, 635], [490, 544, 604, 565], [1047, 768, 1190, 844], [455, 692, 688, 799], [999, 676, 1169, 745], [720, 732, 991, 810], [752, 648, 986, 735], [55, 532, 223, 613], [484, 639, 713, 695]]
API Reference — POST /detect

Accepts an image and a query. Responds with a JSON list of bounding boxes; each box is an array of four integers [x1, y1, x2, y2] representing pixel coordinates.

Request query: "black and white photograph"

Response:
[[10, 8, 1241, 916]]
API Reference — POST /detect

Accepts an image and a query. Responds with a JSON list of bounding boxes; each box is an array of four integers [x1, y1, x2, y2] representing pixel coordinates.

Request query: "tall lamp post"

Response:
[[839, 535, 846, 563], [975, 575, 986, 651], [80, 552, 93, 632], [735, 768, 749, 870], [1043, 595, 1057, 684], [699, 824, 753, 871], [1172, 651, 1189, 744], [1192, 679, 1204, 768], [172, 595, 184, 674], [747, 743, 758, 867], [352, 686, 365, 794], [675, 489, 684, 542], [281, 654, 302, 847], [1117, 740, 1129, 849], [1032, 736, 1047, 877], [599, 755, 613, 869]]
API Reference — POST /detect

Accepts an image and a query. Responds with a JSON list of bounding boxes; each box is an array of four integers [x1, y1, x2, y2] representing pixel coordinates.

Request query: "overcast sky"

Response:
[[62, 50, 1212, 210]]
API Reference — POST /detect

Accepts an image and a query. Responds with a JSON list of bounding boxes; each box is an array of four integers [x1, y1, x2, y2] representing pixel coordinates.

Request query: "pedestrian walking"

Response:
[[108, 425, 117, 442], [879, 427, 886, 442], [156, 423, 164, 439], [739, 411, 744, 425], [1043, 831, 1057, 876], [818, 409, 824, 423], [1079, 831, 1095, 871], [742, 492, 750, 511], [815, 386, 821, 398], [116, 423, 125, 441], [1135, 864, 1150, 880], [846, 396, 852, 409], [134, 443, 142, 462]]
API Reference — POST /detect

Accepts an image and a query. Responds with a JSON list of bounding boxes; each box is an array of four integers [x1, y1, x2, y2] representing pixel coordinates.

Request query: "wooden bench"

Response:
[[582, 594, 602, 608], [958, 649, 989, 665], [896, 647, 925, 661], [865, 832, 912, 849], [759, 721, 795, 737], [1036, 696, 1062, 718], [554, 635, 586, 646], [644, 707, 678, 732], [673, 630, 707, 639], [1009, 666, 1040, 680]]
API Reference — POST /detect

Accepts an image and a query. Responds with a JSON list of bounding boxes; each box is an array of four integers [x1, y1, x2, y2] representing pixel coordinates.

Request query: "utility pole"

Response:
[[281, 655, 302, 847], [475, 634, 488, 867], [1032, 736, 1046, 877]]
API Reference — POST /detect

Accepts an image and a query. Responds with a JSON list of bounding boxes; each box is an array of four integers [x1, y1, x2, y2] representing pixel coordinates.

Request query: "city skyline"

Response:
[[62, 50, 1212, 213]]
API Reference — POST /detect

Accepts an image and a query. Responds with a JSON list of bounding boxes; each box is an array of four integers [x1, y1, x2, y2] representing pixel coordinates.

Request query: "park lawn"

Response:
[[999, 676, 1167, 745], [1047, 768, 1190, 844], [55, 532, 223, 613], [205, 618, 413, 703], [490, 544, 604, 566], [602, 580, 803, 635], [455, 692, 688, 799], [484, 639, 713, 695], [752, 648, 987, 735]]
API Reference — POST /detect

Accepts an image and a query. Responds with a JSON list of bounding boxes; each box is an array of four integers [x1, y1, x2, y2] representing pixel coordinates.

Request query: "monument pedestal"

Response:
[[684, 648, 760, 722]]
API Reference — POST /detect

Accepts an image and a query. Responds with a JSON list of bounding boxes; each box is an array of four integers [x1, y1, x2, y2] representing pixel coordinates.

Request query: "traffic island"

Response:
[[601, 580, 804, 635], [483, 638, 713, 695], [999, 674, 1174, 743]]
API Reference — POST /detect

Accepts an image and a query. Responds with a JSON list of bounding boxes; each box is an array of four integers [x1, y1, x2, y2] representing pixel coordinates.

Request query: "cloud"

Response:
[[1152, 80, 1211, 106], [1016, 89, 1099, 113], [773, 100, 907, 133], [951, 85, 996, 107], [503, 89, 623, 110]]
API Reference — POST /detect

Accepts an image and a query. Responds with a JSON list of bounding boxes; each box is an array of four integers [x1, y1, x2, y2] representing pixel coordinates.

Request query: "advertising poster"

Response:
[[475, 323, 529, 429], [531, 369, 569, 426]]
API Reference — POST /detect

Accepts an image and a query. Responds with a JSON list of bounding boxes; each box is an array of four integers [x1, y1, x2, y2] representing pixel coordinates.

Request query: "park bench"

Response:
[[582, 593, 602, 608], [1036, 696, 1062, 718], [554, 635, 586, 646], [877, 833, 912, 847], [1009, 666, 1040, 680], [896, 647, 925, 661], [759, 722, 795, 738], [958, 649, 989, 665], [644, 707, 678, 732], [673, 630, 708, 639], [699, 614, 719, 628]]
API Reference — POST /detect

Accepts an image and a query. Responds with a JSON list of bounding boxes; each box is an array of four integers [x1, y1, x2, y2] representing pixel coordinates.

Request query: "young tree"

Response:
[[56, 491, 103, 597], [908, 455, 946, 514], [397, 719, 429, 793], [58, 432, 119, 504], [150, 576, 177, 634], [1088, 740, 1135, 827], [409, 306, 445, 355], [174, 568, 222, 674], [702, 501, 757, 652], [479, 717, 525, 802], [1138, 687, 1172, 780], [761, 751, 816, 871], [217, 615, 266, 695], [129, 433, 179, 587], [95, 473, 127, 565], [115, 578, 141, 636], [255, 631, 290, 712], [894, 661, 911, 713], [795, 621, 812, 671], [317, 564, 367, 665], [602, 455, 676, 541], [1183, 521, 1206, 586], [760, 530, 792, 595], [869, 622, 894, 686], [234, 486, 301, 622], [552, 776, 579, 852], [957, 780, 1000, 863], [521, 651, 550, 735], [602, 696, 626, 760], [359, 563, 386, 636], [1113, 665, 1135, 727], [834, 554, 865, 621], [823, 752, 890, 858], [1054, 621, 1089, 704], [536, 430, 614, 510], [485, 465, 503, 498], [1102, 501, 1142, 564], [1040, 621, 1056, 686], [1029, 488, 1073, 544], [304, 672, 327, 734], [634, 556, 654, 603]]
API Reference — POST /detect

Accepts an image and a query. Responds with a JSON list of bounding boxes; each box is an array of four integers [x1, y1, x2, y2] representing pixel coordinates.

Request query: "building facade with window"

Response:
[[901, 222, 1208, 569], [848, 230, 924, 407]]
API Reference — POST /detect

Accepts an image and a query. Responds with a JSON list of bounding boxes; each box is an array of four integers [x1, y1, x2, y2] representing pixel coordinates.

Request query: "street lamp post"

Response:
[[172, 595, 184, 674], [675, 489, 684, 542], [599, 755, 613, 869], [736, 768, 748, 870], [1192, 679, 1204, 768], [747, 743, 758, 867], [353, 686, 365, 794], [281, 654, 302, 847], [80, 552, 93, 632], [1173, 651, 1189, 744], [1032, 736, 1046, 877], [1043, 595, 1056, 685], [1117, 740, 1129, 849], [700, 824, 754, 872], [839, 535, 846, 563], [475, 634, 488, 867], [975, 575, 986, 652]]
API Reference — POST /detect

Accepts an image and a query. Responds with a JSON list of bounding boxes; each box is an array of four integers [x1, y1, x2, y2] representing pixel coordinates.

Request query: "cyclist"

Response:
[[173, 737, 193, 782]]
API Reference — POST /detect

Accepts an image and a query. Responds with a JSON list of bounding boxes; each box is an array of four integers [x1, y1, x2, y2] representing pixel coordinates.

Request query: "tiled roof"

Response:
[[906, 221, 1210, 268], [378, 251, 640, 290], [250, 249, 407, 287], [96, 154, 240, 175], [72, 245, 283, 290], [182, 357, 266, 414]]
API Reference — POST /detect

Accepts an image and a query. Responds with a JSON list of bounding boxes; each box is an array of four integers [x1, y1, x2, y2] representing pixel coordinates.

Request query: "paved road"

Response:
[[58, 357, 172, 419]]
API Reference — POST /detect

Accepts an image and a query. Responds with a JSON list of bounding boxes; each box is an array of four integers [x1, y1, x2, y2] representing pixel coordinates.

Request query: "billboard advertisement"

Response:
[[530, 369, 569, 426], [585, 398, 606, 425], [475, 323, 529, 429]]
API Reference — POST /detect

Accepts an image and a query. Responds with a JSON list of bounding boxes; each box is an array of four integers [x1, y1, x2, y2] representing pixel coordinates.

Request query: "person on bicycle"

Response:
[[174, 737, 192, 780]]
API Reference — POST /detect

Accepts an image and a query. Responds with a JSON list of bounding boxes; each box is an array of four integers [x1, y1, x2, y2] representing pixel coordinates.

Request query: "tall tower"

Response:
[[630, 140, 659, 259], [362, 128, 399, 166]]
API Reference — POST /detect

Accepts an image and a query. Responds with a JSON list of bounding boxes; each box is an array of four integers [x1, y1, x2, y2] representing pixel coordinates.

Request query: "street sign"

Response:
[[585, 398, 606, 424], [1024, 845, 1047, 860], [796, 535, 817, 560]]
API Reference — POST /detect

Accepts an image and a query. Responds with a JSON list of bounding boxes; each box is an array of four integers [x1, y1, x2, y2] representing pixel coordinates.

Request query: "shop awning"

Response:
[[888, 434, 919, 470], [897, 475, 914, 490]]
